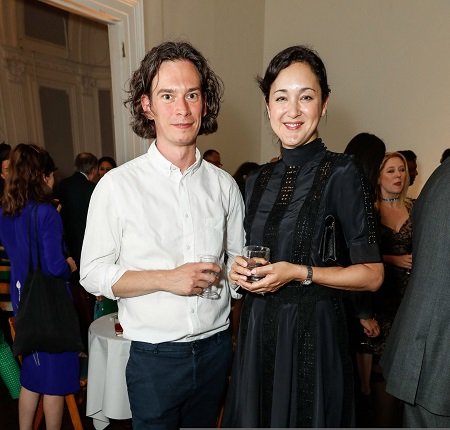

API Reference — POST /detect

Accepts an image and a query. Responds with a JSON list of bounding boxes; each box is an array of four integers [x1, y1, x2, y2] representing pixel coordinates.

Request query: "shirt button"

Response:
[[186, 245, 191, 250], [185, 213, 189, 218]]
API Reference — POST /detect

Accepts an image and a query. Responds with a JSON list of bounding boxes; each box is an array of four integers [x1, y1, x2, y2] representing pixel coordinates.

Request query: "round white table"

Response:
[[86, 314, 131, 430]]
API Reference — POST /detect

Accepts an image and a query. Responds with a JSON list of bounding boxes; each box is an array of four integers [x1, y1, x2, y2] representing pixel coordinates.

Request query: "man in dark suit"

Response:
[[381, 157, 450, 427], [56, 152, 98, 350], [57, 153, 98, 264]]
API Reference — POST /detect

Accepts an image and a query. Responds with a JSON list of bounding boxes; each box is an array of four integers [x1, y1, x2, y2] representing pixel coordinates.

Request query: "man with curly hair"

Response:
[[80, 41, 244, 429]]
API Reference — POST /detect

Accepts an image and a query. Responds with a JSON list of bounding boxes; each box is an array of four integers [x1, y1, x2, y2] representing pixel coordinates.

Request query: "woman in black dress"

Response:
[[371, 152, 413, 426], [223, 45, 384, 427]]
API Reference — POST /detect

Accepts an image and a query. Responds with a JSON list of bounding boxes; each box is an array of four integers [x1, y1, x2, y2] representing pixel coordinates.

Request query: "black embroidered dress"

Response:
[[223, 139, 380, 427]]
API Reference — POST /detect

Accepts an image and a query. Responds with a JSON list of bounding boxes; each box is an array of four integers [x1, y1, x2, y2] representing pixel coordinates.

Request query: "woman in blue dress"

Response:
[[0, 144, 79, 430], [223, 46, 384, 427]]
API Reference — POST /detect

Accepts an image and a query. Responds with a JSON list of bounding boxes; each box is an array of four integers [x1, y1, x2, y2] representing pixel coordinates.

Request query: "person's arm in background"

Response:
[[39, 205, 74, 279]]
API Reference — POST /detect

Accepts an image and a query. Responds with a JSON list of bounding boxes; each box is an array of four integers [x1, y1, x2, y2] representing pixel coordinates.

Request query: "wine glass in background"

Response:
[[243, 246, 270, 282], [199, 255, 220, 299], [405, 243, 412, 275], [113, 315, 123, 336]]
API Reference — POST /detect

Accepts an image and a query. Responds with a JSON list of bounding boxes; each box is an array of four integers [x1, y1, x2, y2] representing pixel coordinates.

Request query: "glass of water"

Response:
[[199, 255, 220, 299], [243, 245, 270, 282]]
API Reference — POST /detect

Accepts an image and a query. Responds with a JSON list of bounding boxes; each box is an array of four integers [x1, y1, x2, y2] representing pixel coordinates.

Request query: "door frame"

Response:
[[40, 0, 147, 164]]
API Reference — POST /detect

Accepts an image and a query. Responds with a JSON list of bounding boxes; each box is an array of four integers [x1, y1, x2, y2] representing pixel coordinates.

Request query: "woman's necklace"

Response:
[[382, 196, 399, 202]]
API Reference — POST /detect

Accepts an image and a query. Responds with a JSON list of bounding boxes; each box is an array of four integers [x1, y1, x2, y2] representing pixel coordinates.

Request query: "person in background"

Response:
[[0, 138, 21, 401], [371, 152, 413, 427], [203, 148, 223, 168], [56, 152, 98, 351], [94, 156, 119, 318], [381, 156, 450, 427], [0, 328, 21, 400], [57, 153, 98, 265], [0, 142, 12, 262], [0, 143, 19, 402], [398, 150, 418, 186], [440, 148, 450, 164], [80, 41, 244, 429], [0, 142, 11, 196], [223, 45, 383, 427], [344, 132, 384, 424], [0, 144, 78, 430], [345, 133, 385, 195], [232, 161, 260, 199], [97, 156, 117, 182]]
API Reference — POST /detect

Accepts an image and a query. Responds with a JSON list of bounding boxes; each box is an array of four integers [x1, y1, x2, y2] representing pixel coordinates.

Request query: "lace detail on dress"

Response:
[[291, 151, 341, 266], [290, 151, 351, 426], [262, 166, 302, 257], [372, 198, 414, 358], [358, 163, 378, 244]]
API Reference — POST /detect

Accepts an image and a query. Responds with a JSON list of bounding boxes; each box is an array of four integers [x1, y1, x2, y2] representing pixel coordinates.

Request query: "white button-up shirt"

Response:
[[80, 142, 245, 343]]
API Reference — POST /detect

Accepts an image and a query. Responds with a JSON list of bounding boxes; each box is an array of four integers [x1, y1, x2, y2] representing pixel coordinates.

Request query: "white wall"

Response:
[[143, 0, 450, 195], [18, 1, 446, 191], [263, 0, 450, 196], [143, 0, 265, 176]]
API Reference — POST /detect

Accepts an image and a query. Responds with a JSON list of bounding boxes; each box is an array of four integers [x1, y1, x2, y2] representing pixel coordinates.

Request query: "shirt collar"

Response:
[[148, 140, 202, 176], [78, 171, 89, 180]]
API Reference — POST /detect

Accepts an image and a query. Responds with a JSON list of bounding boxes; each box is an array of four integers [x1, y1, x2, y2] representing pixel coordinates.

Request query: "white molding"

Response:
[[40, 0, 147, 164], [4, 57, 26, 83], [3, 45, 111, 78]]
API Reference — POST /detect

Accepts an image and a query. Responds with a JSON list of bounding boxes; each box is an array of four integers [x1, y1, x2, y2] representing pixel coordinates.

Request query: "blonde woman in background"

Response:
[[371, 152, 414, 426]]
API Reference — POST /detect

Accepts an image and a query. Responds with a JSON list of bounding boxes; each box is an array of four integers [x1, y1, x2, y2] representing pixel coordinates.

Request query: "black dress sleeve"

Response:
[[318, 158, 381, 265]]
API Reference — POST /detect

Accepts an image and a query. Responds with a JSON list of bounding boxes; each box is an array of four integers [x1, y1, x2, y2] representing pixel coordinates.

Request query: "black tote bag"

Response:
[[13, 206, 83, 356]]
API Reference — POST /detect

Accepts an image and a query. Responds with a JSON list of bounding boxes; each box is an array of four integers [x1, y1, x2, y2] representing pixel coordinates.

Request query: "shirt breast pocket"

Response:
[[197, 216, 225, 257]]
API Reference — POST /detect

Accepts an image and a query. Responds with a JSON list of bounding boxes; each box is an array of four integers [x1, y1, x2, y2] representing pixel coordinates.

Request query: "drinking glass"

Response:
[[199, 255, 220, 299], [243, 245, 270, 282], [405, 243, 412, 275]]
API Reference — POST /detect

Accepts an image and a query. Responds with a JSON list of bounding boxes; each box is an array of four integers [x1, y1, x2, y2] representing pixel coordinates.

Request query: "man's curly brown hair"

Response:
[[124, 41, 224, 139]]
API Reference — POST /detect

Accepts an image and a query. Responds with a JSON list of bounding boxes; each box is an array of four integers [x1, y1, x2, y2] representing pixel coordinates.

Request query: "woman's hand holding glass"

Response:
[[243, 246, 270, 282], [230, 253, 305, 295]]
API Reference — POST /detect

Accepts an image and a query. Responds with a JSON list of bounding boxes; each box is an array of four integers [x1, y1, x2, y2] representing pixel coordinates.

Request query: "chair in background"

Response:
[[0, 247, 12, 313]]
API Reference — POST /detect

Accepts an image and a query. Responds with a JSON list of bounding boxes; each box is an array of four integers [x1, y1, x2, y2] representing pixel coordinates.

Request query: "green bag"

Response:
[[0, 331, 20, 399], [93, 297, 118, 320]]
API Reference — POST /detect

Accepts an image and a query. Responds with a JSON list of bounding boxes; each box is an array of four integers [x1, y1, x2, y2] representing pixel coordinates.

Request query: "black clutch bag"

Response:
[[319, 214, 350, 267]]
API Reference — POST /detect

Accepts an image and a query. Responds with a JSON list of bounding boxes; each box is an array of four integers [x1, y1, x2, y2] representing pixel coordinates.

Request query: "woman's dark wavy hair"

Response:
[[98, 156, 117, 169], [344, 132, 386, 199], [124, 41, 224, 139], [2, 144, 55, 216], [257, 45, 330, 103]]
